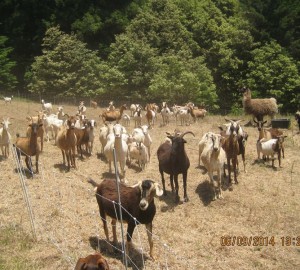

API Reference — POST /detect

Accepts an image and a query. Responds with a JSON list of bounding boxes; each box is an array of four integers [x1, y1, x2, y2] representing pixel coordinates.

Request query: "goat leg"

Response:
[[159, 169, 167, 196], [170, 174, 174, 193], [146, 223, 154, 260], [233, 158, 238, 184], [182, 172, 189, 202], [209, 171, 217, 201], [111, 219, 118, 244], [174, 174, 180, 203]]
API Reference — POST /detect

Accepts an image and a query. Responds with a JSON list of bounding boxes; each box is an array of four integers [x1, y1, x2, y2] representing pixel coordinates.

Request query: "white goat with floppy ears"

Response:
[[200, 132, 226, 200]]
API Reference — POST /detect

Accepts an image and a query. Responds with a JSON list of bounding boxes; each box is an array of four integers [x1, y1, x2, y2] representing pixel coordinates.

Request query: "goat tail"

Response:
[[87, 177, 98, 188]]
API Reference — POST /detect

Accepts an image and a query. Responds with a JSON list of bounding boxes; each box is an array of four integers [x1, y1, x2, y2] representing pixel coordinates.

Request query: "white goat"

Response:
[[122, 113, 131, 127], [42, 113, 63, 142], [130, 103, 140, 116], [4, 96, 13, 104], [161, 102, 171, 126], [198, 132, 214, 166], [87, 119, 96, 154], [41, 99, 53, 114], [99, 123, 113, 154], [104, 124, 128, 179], [133, 107, 143, 127], [128, 141, 149, 170], [200, 133, 226, 200], [0, 117, 12, 158], [178, 108, 191, 126]]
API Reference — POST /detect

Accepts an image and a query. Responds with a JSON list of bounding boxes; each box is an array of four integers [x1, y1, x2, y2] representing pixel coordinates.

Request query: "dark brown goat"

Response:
[[74, 252, 109, 270], [88, 178, 163, 259], [14, 121, 43, 174], [157, 131, 195, 203]]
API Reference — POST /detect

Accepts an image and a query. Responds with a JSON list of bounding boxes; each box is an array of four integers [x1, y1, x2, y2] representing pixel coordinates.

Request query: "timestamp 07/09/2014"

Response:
[[220, 236, 300, 247]]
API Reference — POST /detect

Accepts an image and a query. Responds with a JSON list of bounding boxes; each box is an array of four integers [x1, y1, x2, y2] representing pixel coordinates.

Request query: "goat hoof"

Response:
[[184, 197, 189, 202]]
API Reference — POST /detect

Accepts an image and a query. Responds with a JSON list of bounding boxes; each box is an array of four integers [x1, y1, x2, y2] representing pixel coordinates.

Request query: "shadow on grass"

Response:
[[196, 180, 215, 206], [89, 236, 147, 270]]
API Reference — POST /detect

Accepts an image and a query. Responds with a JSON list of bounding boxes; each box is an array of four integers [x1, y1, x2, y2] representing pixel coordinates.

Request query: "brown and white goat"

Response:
[[222, 120, 242, 185], [26, 112, 45, 151], [74, 252, 109, 270], [88, 178, 163, 259], [157, 131, 195, 202], [14, 120, 42, 173], [256, 136, 287, 168]]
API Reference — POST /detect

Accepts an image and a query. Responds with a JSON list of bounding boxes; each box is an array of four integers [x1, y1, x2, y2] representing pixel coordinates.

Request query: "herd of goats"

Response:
[[1, 87, 300, 269]]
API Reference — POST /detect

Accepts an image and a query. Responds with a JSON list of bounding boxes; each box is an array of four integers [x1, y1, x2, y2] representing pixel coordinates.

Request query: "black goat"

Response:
[[88, 178, 163, 259], [157, 131, 195, 203]]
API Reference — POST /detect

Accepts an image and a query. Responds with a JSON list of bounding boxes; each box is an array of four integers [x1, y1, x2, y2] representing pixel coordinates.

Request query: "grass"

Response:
[[0, 225, 40, 270]]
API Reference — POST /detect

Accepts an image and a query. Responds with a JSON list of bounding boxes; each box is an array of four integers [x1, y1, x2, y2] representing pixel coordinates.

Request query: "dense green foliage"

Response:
[[0, 0, 299, 111]]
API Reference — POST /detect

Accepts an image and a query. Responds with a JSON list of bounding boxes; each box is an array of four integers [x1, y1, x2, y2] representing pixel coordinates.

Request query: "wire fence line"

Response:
[[6, 142, 194, 270]]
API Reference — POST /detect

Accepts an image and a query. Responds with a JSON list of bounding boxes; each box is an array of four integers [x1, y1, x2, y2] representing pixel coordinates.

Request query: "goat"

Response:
[[222, 120, 241, 185], [121, 113, 131, 127], [128, 141, 149, 170], [130, 103, 140, 116], [198, 132, 214, 166], [88, 178, 163, 259], [160, 102, 171, 126], [178, 108, 191, 126], [189, 106, 207, 122], [74, 252, 110, 270], [253, 118, 284, 159], [74, 120, 90, 158], [41, 99, 53, 114], [78, 101, 87, 115], [107, 101, 115, 111], [90, 100, 98, 109], [87, 119, 96, 154], [240, 87, 278, 121], [26, 112, 45, 151], [157, 131, 195, 202], [145, 104, 156, 128], [14, 120, 42, 174], [56, 106, 65, 120], [56, 115, 77, 170], [133, 106, 143, 127], [99, 123, 113, 154], [256, 136, 287, 167], [4, 96, 13, 104], [0, 117, 12, 158], [200, 133, 226, 200], [101, 104, 126, 123], [103, 124, 128, 178]]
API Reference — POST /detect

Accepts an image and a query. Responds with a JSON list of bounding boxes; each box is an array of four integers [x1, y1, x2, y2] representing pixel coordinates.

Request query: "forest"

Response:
[[0, 0, 300, 112]]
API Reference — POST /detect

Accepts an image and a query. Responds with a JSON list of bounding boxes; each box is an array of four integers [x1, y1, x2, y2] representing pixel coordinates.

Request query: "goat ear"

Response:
[[154, 183, 163, 197], [182, 138, 187, 143]]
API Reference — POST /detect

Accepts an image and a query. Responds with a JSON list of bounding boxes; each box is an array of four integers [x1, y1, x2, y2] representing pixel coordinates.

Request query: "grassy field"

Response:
[[0, 99, 300, 270]]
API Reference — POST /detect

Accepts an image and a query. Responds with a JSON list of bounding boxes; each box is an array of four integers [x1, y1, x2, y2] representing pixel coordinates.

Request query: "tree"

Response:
[[246, 40, 300, 112], [0, 36, 17, 91], [26, 26, 119, 97]]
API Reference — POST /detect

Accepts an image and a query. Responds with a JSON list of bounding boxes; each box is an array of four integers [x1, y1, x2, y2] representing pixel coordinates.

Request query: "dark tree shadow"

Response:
[[89, 236, 147, 270]]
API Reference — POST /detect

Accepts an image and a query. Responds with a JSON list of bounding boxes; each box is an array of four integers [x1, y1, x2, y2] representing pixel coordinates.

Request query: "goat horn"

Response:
[[180, 131, 195, 138], [253, 117, 258, 124]]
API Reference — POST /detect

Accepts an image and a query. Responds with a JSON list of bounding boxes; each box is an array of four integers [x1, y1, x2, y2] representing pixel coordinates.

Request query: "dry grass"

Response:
[[0, 99, 300, 270]]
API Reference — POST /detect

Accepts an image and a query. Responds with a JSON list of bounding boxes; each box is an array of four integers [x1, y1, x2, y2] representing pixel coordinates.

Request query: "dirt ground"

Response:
[[0, 99, 300, 270]]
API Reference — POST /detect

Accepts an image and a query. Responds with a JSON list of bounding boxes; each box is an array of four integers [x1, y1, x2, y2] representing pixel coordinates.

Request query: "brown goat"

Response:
[[88, 178, 163, 259], [90, 100, 98, 109], [14, 121, 42, 174], [56, 115, 77, 170], [74, 120, 90, 158], [26, 112, 45, 151], [100, 104, 126, 123], [189, 106, 207, 122], [145, 104, 156, 128], [74, 253, 109, 270], [222, 120, 241, 184], [157, 131, 195, 202]]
